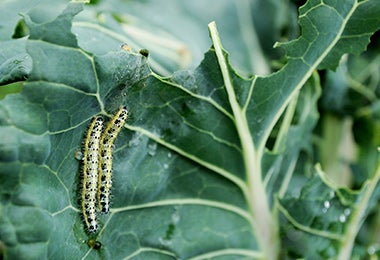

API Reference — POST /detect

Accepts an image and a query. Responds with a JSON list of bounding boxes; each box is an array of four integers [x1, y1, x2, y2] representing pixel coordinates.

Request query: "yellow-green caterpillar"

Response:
[[98, 106, 128, 213], [81, 116, 103, 233]]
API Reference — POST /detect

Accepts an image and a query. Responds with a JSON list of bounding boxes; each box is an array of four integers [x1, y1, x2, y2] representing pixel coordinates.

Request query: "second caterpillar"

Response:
[[98, 106, 129, 214]]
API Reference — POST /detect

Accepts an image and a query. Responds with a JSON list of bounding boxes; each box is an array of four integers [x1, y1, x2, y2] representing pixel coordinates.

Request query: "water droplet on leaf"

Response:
[[367, 244, 379, 255], [148, 143, 157, 156], [128, 133, 141, 147], [172, 212, 180, 223], [74, 150, 83, 160]]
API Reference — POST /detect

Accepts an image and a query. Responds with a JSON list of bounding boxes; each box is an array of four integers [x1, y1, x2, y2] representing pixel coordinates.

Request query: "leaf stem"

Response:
[[338, 153, 380, 260], [208, 21, 279, 260]]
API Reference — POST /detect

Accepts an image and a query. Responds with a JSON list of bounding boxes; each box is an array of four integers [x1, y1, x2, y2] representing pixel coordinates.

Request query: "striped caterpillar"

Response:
[[81, 116, 103, 233], [98, 106, 128, 213]]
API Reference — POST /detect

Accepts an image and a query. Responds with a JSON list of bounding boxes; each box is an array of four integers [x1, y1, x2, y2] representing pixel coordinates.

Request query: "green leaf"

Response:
[[0, 1, 379, 259], [0, 38, 31, 86], [24, 2, 82, 47], [71, 0, 292, 76], [263, 73, 321, 202], [277, 0, 380, 70], [0, 0, 40, 40], [279, 165, 380, 259]]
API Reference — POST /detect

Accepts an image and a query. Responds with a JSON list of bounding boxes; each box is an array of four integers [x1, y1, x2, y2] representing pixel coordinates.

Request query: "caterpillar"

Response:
[[81, 116, 103, 233], [98, 106, 128, 213]]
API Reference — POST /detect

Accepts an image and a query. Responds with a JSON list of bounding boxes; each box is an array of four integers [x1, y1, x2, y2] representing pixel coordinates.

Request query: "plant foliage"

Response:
[[0, 0, 379, 259]]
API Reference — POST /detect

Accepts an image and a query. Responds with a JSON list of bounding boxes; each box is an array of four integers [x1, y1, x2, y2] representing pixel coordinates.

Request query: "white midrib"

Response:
[[209, 2, 365, 259], [208, 22, 279, 260]]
